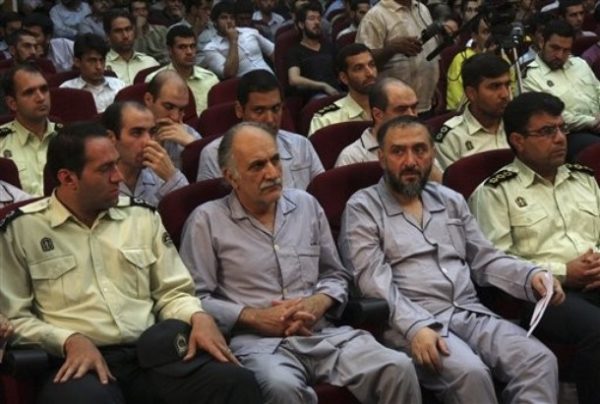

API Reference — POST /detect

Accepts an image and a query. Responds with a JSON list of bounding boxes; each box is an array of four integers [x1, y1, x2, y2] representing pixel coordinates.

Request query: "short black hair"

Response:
[[350, 0, 369, 11], [376, 115, 431, 147], [183, 0, 210, 12], [503, 92, 565, 150], [22, 13, 53, 36], [335, 43, 372, 73], [103, 9, 135, 35], [295, 1, 322, 24], [237, 69, 281, 106], [235, 0, 254, 16], [1, 12, 22, 28], [461, 53, 510, 89], [6, 29, 36, 47], [102, 101, 148, 139], [542, 19, 575, 41], [558, 0, 583, 16], [46, 122, 109, 181], [1, 63, 44, 98], [74, 33, 110, 59], [211, 1, 235, 21], [166, 24, 196, 47], [460, 0, 479, 12]]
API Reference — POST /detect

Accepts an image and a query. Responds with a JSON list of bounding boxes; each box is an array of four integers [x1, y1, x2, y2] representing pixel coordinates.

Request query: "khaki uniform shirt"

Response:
[[469, 158, 600, 279], [146, 64, 219, 115], [106, 49, 159, 86], [356, 0, 439, 113], [0, 120, 58, 196], [434, 106, 509, 170], [308, 94, 370, 136], [0, 195, 203, 356], [523, 55, 600, 131]]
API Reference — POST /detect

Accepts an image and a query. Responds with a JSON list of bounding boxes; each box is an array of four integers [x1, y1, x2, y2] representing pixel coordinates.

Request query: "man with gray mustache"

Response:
[[180, 121, 421, 404]]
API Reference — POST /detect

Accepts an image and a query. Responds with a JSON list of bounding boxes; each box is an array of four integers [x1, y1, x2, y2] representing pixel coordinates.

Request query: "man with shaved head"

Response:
[[102, 101, 188, 206], [335, 77, 417, 167], [144, 70, 201, 169], [180, 121, 421, 404]]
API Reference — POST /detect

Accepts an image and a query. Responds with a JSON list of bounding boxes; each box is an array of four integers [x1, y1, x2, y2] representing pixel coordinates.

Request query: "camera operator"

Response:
[[356, 0, 440, 117]]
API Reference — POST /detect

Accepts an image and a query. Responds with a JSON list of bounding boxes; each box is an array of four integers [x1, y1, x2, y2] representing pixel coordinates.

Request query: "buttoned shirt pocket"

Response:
[[511, 208, 547, 251], [296, 245, 320, 290], [287, 162, 312, 189], [120, 248, 157, 299], [29, 255, 77, 311], [446, 218, 466, 259], [576, 200, 600, 218]]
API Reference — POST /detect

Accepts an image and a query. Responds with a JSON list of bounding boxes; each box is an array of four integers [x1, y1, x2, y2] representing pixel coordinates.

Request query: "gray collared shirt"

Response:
[[0, 181, 31, 208], [118, 168, 188, 207], [339, 179, 542, 349], [196, 129, 324, 190], [180, 188, 350, 356]]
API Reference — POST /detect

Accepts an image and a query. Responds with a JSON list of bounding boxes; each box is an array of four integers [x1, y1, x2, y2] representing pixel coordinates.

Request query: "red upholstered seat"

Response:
[[207, 77, 240, 107], [181, 134, 222, 182], [0, 157, 21, 189], [49, 88, 98, 122], [576, 142, 600, 184], [309, 120, 371, 170], [307, 161, 383, 240]]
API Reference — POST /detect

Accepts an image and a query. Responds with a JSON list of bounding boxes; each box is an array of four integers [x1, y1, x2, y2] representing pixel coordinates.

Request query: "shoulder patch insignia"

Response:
[[434, 125, 450, 143], [315, 103, 341, 116], [130, 197, 156, 211], [0, 127, 15, 138], [566, 163, 594, 175], [0, 208, 24, 232], [484, 170, 518, 187]]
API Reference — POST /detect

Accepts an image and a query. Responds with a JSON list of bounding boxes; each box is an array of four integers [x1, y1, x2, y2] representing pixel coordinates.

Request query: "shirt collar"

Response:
[[512, 157, 571, 188], [533, 54, 573, 75], [227, 189, 297, 221], [338, 94, 369, 120], [463, 104, 504, 136], [13, 119, 56, 147], [379, 0, 416, 11], [359, 127, 379, 152], [48, 192, 125, 228], [376, 178, 445, 217], [107, 49, 145, 62]]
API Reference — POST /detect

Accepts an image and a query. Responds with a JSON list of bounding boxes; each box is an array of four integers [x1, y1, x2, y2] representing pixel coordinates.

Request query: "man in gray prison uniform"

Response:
[[339, 115, 565, 404], [196, 70, 323, 189], [180, 122, 421, 404]]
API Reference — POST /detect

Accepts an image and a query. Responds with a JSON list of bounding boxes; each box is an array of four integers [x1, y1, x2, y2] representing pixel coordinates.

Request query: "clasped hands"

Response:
[[240, 294, 333, 338]]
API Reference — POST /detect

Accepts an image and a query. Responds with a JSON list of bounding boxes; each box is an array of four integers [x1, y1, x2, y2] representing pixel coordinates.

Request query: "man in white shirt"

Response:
[[49, 0, 91, 39], [61, 33, 126, 113], [22, 13, 74, 72], [252, 0, 285, 40], [202, 1, 274, 79]]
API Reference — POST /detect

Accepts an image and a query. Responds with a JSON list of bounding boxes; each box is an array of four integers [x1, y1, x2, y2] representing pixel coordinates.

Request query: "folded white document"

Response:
[[527, 272, 554, 337]]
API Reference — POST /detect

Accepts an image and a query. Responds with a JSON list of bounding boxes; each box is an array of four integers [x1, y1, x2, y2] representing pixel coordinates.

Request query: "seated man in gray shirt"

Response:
[[197, 70, 324, 190], [103, 101, 188, 207], [181, 121, 421, 404], [339, 115, 565, 403]]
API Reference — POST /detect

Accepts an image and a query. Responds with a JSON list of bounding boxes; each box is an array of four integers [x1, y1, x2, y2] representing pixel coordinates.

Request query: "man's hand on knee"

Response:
[[410, 327, 450, 374], [55, 333, 115, 385], [186, 311, 241, 365]]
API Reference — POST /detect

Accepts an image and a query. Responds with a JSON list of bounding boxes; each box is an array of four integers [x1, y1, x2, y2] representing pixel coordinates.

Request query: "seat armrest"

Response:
[[340, 298, 389, 327], [1, 348, 50, 378]]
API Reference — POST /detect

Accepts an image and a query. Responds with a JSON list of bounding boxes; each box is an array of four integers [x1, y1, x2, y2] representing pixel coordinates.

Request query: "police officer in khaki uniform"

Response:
[[0, 122, 262, 404], [469, 92, 600, 404], [0, 64, 59, 196], [435, 53, 510, 170], [308, 43, 376, 136], [522, 20, 600, 159]]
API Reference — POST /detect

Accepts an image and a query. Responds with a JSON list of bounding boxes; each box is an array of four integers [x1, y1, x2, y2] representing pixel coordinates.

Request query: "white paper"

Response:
[[527, 272, 554, 337]]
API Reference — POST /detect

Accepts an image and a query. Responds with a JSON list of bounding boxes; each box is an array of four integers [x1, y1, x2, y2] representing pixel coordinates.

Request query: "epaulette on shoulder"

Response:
[[19, 198, 50, 213], [433, 125, 451, 143], [566, 163, 594, 176], [315, 103, 341, 116], [0, 208, 23, 232], [485, 170, 518, 187], [0, 126, 15, 138], [129, 197, 156, 211]]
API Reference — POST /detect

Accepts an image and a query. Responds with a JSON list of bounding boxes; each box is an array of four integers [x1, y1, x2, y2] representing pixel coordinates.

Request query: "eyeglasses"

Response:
[[523, 123, 569, 138]]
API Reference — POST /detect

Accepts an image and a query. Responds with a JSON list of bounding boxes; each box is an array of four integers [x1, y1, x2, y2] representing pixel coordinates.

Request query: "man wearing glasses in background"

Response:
[[470, 92, 600, 404]]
